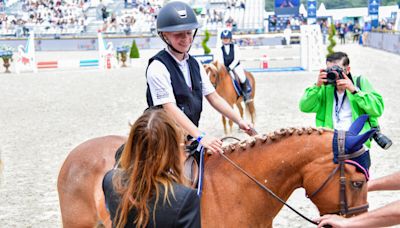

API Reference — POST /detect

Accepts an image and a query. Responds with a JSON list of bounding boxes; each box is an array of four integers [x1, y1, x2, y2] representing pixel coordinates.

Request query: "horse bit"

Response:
[[218, 129, 369, 226]]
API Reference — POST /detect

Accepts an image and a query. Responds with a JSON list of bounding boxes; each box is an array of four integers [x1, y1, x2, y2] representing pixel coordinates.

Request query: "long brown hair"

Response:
[[113, 108, 185, 228]]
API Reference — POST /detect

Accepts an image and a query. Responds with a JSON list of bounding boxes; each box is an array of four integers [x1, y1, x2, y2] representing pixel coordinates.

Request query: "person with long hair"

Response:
[[102, 108, 200, 228]]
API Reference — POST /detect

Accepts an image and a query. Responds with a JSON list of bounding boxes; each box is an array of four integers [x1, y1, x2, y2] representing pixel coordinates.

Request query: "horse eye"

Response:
[[351, 181, 364, 189]]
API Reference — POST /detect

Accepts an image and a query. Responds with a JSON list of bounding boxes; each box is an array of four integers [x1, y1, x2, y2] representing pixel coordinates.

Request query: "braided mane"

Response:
[[221, 127, 333, 153]]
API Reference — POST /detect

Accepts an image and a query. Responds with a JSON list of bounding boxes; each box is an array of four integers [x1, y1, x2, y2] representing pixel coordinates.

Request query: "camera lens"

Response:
[[327, 71, 337, 81], [373, 132, 393, 150]]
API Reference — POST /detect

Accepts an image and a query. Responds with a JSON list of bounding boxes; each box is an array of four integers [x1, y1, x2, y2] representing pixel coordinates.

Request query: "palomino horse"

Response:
[[58, 116, 375, 227], [204, 60, 256, 134]]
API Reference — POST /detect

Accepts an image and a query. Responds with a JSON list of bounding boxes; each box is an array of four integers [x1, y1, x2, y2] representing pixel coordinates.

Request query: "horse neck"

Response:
[[215, 65, 234, 93], [201, 129, 333, 226]]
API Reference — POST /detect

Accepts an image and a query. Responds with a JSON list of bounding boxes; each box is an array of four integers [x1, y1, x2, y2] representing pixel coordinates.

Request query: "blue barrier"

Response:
[[80, 59, 99, 67], [192, 54, 214, 64]]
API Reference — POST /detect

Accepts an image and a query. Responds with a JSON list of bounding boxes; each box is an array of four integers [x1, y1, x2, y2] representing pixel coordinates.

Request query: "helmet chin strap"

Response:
[[159, 29, 198, 55]]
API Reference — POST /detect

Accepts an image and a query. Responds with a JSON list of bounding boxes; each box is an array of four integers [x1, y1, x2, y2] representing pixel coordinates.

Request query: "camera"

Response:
[[372, 129, 392, 150], [324, 65, 344, 85]]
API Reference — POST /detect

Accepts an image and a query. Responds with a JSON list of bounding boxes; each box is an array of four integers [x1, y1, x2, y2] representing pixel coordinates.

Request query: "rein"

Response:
[[219, 136, 319, 225], [219, 130, 368, 226], [307, 130, 369, 216]]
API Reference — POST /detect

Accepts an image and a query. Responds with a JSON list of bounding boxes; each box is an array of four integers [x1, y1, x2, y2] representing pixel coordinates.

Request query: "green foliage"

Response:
[[130, 39, 140, 58], [327, 24, 336, 56], [202, 30, 211, 55], [265, 0, 398, 11], [0, 45, 14, 60]]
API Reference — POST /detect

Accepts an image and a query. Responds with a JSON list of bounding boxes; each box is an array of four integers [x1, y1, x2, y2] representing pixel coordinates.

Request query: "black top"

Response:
[[102, 169, 201, 228], [222, 44, 234, 69]]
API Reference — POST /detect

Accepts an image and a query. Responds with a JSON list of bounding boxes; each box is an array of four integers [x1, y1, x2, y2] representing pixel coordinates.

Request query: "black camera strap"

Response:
[[334, 89, 347, 122]]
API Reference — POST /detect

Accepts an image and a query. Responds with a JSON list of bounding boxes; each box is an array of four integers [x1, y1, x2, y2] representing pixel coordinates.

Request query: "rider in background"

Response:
[[215, 29, 251, 103], [102, 108, 201, 228], [146, 1, 253, 154], [316, 171, 400, 227]]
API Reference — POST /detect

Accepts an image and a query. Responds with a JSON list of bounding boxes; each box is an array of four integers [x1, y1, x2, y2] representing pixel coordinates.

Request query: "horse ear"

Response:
[[348, 114, 369, 135], [345, 129, 377, 153]]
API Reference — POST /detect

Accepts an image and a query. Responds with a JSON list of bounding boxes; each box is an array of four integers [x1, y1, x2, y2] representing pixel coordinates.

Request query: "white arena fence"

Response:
[[208, 25, 325, 72]]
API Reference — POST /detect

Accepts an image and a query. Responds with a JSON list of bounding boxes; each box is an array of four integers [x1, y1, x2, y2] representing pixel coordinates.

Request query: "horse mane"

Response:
[[220, 127, 333, 154], [213, 60, 225, 72]]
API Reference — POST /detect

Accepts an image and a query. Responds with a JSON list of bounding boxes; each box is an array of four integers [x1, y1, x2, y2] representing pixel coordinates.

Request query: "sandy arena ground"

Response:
[[0, 44, 399, 227]]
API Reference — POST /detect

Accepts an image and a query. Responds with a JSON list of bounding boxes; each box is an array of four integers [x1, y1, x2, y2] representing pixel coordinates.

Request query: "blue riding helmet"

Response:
[[220, 30, 232, 39]]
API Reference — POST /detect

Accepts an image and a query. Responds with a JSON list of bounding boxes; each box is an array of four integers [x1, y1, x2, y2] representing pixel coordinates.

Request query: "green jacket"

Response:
[[299, 75, 384, 147]]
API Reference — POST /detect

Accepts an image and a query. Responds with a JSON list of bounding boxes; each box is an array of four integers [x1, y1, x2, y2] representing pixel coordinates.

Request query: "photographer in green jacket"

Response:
[[299, 52, 390, 149]]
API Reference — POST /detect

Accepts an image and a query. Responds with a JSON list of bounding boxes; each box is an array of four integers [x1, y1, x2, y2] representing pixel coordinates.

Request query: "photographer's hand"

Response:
[[336, 73, 356, 93], [317, 70, 327, 86]]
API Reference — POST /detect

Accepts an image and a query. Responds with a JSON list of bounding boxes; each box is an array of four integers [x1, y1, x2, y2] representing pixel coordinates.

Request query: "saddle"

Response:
[[230, 70, 252, 98], [183, 140, 200, 188]]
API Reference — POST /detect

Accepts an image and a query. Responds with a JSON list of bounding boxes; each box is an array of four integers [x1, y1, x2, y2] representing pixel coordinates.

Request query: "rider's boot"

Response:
[[240, 80, 251, 103]]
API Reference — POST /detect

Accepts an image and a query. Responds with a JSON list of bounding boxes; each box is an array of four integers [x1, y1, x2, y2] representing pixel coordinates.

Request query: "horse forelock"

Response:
[[208, 62, 219, 74], [220, 127, 332, 154]]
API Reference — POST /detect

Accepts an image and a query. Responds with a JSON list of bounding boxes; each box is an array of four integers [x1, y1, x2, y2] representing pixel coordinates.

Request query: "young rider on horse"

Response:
[[215, 29, 251, 103], [146, 1, 254, 154]]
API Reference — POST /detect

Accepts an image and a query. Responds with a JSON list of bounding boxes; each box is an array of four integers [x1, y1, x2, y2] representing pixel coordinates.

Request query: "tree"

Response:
[[130, 39, 140, 58], [327, 23, 336, 56], [202, 29, 211, 55]]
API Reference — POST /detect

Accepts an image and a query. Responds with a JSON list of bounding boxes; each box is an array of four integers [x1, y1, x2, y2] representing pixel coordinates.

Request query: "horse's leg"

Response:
[[229, 119, 234, 133], [58, 136, 126, 228], [237, 101, 244, 119], [222, 115, 228, 135], [245, 71, 256, 126]]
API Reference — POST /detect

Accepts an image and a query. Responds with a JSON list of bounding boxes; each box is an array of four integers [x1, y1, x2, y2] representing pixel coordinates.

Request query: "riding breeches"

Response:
[[231, 64, 246, 83]]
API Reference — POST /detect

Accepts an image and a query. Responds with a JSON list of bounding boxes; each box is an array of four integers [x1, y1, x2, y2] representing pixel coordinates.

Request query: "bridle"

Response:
[[217, 130, 369, 226], [307, 130, 369, 216]]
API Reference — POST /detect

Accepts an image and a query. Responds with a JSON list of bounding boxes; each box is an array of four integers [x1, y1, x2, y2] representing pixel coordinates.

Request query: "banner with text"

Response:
[[275, 0, 300, 16], [368, 0, 380, 28]]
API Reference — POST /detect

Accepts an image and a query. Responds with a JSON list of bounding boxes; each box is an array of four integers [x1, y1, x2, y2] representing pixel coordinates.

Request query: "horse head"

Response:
[[202, 116, 375, 226], [303, 115, 376, 217], [204, 61, 220, 88]]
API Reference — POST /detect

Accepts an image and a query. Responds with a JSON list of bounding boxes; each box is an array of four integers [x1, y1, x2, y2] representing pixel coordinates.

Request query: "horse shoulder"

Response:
[[58, 135, 126, 227]]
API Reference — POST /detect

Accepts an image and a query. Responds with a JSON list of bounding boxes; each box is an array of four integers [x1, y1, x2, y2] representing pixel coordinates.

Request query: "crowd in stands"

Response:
[[0, 0, 260, 37], [1, 0, 91, 36], [101, 0, 161, 35]]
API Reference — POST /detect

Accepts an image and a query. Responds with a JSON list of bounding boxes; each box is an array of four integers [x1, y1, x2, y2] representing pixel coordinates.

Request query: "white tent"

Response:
[[299, 3, 307, 17], [317, 2, 327, 17]]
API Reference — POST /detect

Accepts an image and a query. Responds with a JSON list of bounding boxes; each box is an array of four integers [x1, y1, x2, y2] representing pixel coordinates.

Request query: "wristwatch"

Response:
[[352, 87, 360, 94]]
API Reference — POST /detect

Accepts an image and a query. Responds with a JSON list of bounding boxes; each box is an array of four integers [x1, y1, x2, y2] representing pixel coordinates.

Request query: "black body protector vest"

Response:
[[146, 50, 203, 126], [222, 44, 234, 69]]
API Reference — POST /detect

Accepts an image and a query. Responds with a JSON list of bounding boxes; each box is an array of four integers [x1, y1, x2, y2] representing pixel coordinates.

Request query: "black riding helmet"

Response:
[[157, 1, 201, 54]]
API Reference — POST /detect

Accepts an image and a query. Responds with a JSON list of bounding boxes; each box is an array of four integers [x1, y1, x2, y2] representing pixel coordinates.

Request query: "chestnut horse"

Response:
[[58, 118, 374, 227], [204, 60, 256, 134]]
